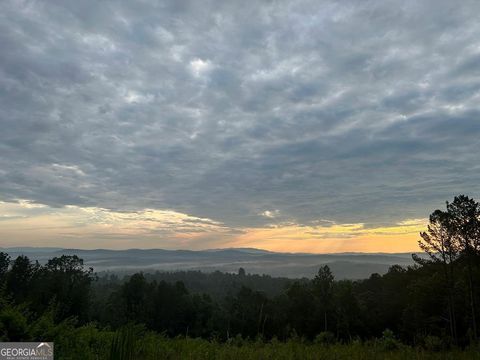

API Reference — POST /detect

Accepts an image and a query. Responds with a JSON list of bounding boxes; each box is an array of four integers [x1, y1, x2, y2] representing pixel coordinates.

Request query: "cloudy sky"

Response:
[[1, 0, 480, 252]]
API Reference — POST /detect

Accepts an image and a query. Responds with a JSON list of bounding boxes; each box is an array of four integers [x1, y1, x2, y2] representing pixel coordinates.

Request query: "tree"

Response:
[[286, 281, 316, 337], [417, 195, 480, 342], [45, 255, 92, 273], [418, 209, 459, 342], [312, 265, 334, 332], [226, 286, 269, 339], [238, 268, 246, 277], [334, 280, 361, 340], [419, 210, 459, 264], [120, 273, 152, 323], [6, 256, 37, 304], [445, 195, 480, 340], [0, 253, 10, 285], [446, 195, 480, 255], [37, 255, 95, 322], [0, 306, 29, 341]]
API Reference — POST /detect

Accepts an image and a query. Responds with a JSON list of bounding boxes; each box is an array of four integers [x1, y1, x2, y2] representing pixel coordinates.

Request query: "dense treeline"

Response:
[[95, 269, 294, 300], [0, 196, 480, 358]]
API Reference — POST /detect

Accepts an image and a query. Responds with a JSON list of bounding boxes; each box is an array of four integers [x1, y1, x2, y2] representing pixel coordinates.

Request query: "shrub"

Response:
[[379, 329, 401, 351], [314, 331, 336, 345], [423, 335, 443, 352], [0, 306, 29, 341]]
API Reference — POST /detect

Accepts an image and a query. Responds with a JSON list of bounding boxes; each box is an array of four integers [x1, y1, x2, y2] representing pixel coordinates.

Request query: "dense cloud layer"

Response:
[[1, 0, 480, 233]]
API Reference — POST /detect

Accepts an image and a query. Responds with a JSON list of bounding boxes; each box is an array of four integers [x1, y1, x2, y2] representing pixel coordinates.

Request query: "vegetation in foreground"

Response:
[[18, 323, 480, 359], [0, 195, 480, 359]]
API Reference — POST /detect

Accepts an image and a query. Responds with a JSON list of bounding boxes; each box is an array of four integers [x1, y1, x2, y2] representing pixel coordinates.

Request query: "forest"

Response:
[[0, 195, 480, 359]]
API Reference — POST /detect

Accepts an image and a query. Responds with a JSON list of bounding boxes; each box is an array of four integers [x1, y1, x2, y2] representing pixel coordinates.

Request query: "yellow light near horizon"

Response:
[[0, 200, 426, 253], [230, 221, 426, 253]]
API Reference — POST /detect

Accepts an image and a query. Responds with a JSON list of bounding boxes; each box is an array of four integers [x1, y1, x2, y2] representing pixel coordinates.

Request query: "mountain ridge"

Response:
[[0, 246, 424, 279]]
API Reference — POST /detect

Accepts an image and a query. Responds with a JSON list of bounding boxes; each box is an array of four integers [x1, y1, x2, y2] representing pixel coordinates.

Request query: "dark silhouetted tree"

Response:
[[6, 256, 37, 304], [0, 252, 10, 284], [41, 255, 95, 322], [312, 265, 334, 332], [418, 209, 459, 342], [446, 195, 480, 340]]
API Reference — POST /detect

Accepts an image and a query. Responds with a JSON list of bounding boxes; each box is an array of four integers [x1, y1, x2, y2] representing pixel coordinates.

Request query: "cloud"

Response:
[[0, 200, 424, 252], [260, 210, 280, 219], [0, 0, 480, 250], [0, 200, 235, 249], [189, 58, 213, 77]]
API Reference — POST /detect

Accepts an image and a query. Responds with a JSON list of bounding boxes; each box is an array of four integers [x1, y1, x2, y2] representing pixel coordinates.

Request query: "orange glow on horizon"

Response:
[[229, 221, 425, 253], [0, 200, 426, 253]]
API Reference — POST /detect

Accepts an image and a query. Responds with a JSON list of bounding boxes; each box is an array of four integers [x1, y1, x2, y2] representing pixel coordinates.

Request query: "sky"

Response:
[[1, 0, 480, 253]]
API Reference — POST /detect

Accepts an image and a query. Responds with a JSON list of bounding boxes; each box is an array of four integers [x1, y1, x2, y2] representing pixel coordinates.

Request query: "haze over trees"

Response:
[[0, 196, 479, 358], [0, 247, 421, 279]]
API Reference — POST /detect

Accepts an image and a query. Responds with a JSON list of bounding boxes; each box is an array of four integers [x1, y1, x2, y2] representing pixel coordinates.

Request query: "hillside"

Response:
[[0, 247, 423, 279]]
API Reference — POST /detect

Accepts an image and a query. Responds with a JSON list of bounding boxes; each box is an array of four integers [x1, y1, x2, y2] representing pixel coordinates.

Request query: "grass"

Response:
[[51, 324, 480, 360], [135, 336, 480, 360]]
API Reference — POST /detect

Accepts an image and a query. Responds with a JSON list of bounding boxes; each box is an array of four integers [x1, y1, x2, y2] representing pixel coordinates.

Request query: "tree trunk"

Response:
[[324, 311, 328, 332], [467, 256, 478, 341]]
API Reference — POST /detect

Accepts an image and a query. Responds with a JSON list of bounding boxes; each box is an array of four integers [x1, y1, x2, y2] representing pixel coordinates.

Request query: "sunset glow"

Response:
[[0, 200, 425, 252]]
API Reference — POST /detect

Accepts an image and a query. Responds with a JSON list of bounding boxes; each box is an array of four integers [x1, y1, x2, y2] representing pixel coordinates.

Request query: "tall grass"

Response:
[[50, 323, 480, 359], [108, 326, 137, 360], [101, 328, 480, 360]]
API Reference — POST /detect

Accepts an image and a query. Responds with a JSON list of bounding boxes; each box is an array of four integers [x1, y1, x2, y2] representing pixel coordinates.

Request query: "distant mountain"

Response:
[[0, 247, 425, 279]]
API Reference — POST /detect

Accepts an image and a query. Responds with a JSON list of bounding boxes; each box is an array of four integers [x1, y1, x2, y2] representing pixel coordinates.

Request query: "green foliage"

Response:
[[6, 255, 37, 303], [0, 252, 10, 281], [139, 269, 293, 300], [1, 195, 480, 357], [423, 335, 444, 352], [109, 325, 139, 360], [39, 255, 95, 322], [379, 329, 402, 351], [314, 331, 335, 345], [102, 334, 480, 359], [0, 305, 29, 341]]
